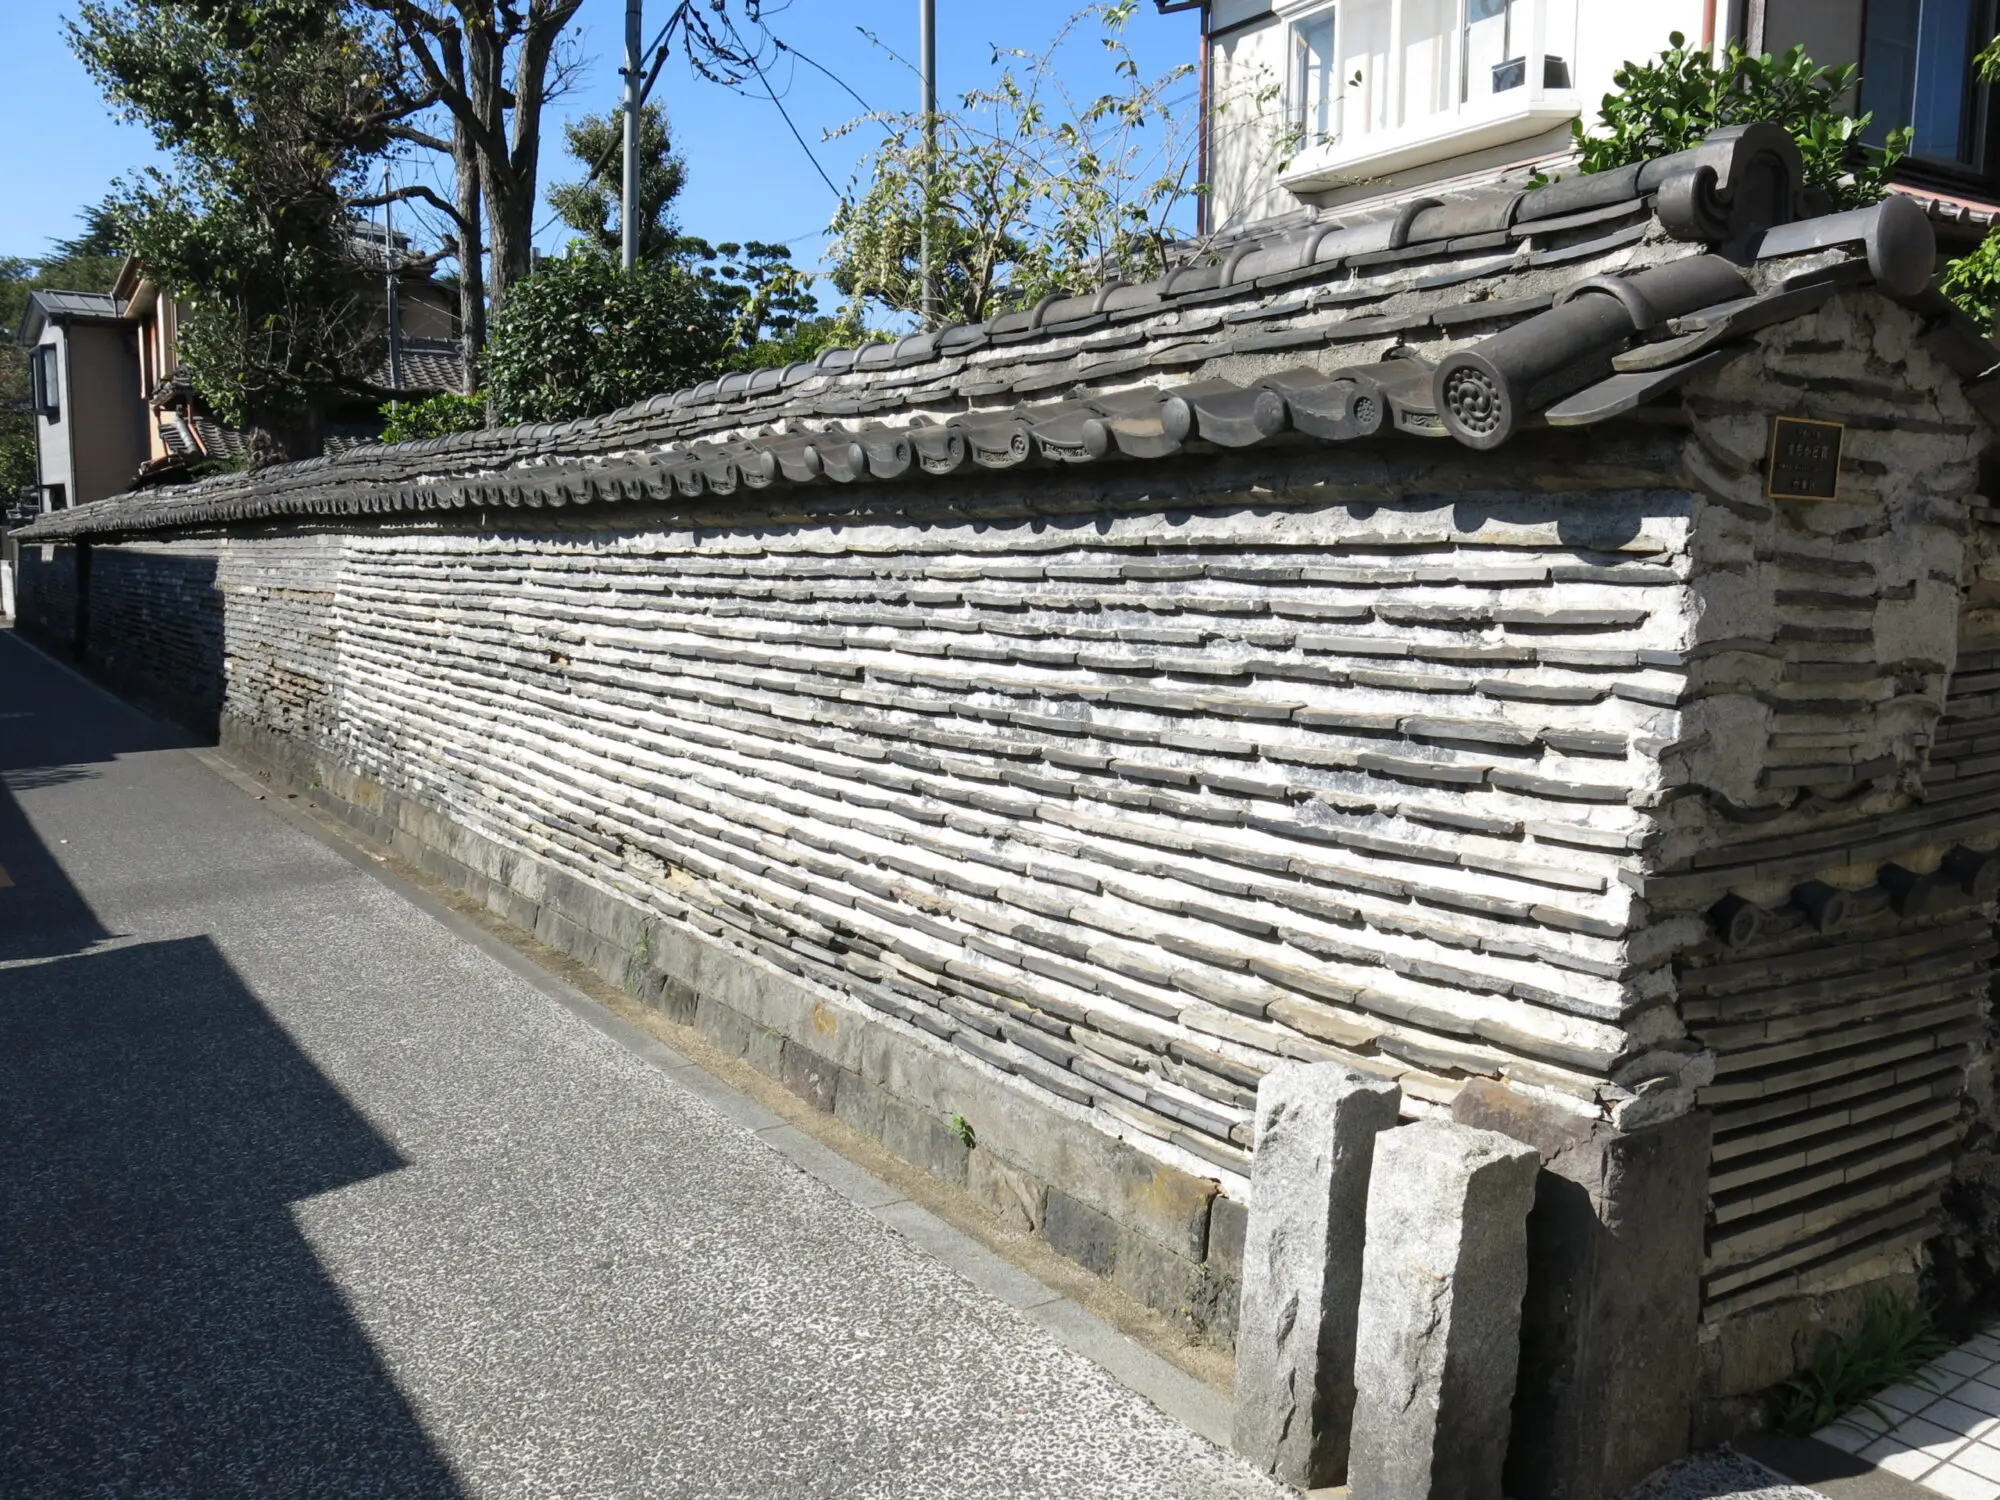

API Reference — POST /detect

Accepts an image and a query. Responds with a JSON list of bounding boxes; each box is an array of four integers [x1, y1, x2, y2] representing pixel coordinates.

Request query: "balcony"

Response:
[[1275, 0, 1581, 191]]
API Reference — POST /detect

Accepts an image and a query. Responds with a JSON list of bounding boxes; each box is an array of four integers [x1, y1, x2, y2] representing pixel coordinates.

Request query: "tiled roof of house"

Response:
[[13, 124, 1993, 543], [369, 336, 465, 397], [1890, 181, 2000, 243], [17, 289, 125, 345]]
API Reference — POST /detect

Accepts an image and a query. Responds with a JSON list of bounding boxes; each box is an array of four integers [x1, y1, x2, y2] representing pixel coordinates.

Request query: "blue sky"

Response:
[[0, 0, 1202, 303]]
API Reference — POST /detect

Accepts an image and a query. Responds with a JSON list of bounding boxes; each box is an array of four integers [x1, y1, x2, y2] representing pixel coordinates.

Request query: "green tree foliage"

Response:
[[71, 0, 404, 461], [543, 112, 823, 357], [460, 68, 880, 429], [724, 315, 883, 373], [827, 1, 1200, 327], [1943, 237, 2000, 331], [1943, 39, 2000, 328], [547, 104, 688, 265], [1573, 33, 1908, 210], [482, 253, 732, 424], [692, 240, 823, 357], [378, 390, 485, 442]]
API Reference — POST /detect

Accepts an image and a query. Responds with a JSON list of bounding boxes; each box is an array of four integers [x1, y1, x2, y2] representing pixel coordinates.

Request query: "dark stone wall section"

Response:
[[83, 546, 226, 736], [16, 544, 79, 653]]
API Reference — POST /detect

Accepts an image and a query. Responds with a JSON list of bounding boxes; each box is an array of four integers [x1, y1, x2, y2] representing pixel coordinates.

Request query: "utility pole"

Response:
[[383, 163, 403, 402], [621, 0, 643, 270], [919, 0, 936, 329]]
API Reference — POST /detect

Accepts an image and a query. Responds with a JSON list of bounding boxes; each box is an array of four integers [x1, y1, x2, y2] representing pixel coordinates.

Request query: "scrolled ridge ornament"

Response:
[[1644, 122, 1809, 246]]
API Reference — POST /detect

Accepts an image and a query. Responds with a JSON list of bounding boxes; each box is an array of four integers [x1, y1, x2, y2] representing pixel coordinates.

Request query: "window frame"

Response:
[[1866, 0, 2000, 201], [1287, 2, 1341, 147], [33, 344, 60, 422]]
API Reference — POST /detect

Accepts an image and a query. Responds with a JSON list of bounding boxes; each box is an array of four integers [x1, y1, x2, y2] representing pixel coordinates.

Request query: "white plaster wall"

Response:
[[1210, 14, 1298, 231]]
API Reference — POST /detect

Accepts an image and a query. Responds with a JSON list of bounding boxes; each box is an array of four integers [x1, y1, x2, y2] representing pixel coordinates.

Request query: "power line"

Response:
[[724, 14, 844, 200], [529, 8, 852, 247], [772, 38, 874, 115]]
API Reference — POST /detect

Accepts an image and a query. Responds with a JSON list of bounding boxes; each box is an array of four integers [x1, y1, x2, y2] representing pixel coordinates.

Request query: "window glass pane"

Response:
[[1864, 0, 1977, 164], [1463, 0, 1513, 101], [1341, 0, 1393, 136], [1861, 0, 1922, 149], [1401, 0, 1455, 124], [1911, 0, 1974, 162], [1294, 9, 1338, 143]]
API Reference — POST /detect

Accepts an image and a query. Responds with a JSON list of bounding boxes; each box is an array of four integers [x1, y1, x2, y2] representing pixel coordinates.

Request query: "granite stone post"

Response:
[[1452, 1079, 1712, 1500], [1347, 1120, 1540, 1500], [1232, 1061, 1402, 1489]]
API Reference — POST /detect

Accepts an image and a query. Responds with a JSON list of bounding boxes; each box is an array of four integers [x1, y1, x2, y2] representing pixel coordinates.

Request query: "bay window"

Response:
[[1278, 0, 1580, 187]]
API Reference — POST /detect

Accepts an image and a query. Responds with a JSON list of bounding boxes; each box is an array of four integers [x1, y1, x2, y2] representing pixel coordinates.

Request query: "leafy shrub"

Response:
[[1774, 1294, 1952, 1435], [1573, 33, 1909, 210], [379, 391, 484, 444], [483, 253, 733, 425], [725, 316, 886, 373], [1944, 233, 2000, 332]]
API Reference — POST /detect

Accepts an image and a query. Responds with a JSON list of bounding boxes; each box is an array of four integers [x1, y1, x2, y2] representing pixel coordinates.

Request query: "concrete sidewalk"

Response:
[[0, 627, 1281, 1499]]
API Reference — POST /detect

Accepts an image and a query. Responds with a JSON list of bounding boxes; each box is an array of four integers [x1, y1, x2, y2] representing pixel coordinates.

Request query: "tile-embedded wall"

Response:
[[18, 288, 1996, 1390], [43, 434, 1707, 1199]]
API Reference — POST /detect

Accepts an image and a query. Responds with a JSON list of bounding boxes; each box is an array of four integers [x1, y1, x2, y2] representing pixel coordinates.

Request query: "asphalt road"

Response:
[[0, 628, 1282, 1500]]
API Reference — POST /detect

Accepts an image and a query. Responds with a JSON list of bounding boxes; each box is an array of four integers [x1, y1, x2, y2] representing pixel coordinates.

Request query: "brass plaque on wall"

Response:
[[1765, 416, 1844, 501]]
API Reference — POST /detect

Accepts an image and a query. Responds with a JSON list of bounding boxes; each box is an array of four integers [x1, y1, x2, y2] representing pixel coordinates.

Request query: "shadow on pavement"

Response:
[[0, 633, 465, 1498], [0, 627, 187, 960]]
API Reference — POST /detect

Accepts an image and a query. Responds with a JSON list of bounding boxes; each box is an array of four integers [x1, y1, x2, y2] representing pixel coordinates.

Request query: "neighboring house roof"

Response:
[[190, 415, 251, 464], [370, 336, 465, 397], [13, 123, 1992, 542], [1890, 181, 2000, 244], [157, 413, 198, 458], [17, 289, 125, 346]]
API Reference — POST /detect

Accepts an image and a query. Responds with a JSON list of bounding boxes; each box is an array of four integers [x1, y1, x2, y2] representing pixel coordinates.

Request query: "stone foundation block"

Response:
[[1453, 1080, 1711, 1499], [1233, 1061, 1402, 1489], [1045, 1188, 1120, 1277], [743, 1024, 787, 1082], [1348, 1120, 1540, 1500], [1110, 1224, 1201, 1317], [968, 1148, 1047, 1233], [780, 1041, 839, 1114], [693, 994, 755, 1060], [1207, 1194, 1247, 1282]]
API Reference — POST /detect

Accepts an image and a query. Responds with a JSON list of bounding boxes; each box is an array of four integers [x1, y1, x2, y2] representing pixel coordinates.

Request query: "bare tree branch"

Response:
[[349, 181, 471, 232]]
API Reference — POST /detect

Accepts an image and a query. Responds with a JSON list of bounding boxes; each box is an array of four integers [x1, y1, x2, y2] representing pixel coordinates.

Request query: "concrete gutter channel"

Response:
[[15, 638, 1920, 1500]]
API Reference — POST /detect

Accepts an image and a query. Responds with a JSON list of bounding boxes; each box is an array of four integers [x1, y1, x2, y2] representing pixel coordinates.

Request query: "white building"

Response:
[[1179, 0, 2000, 243]]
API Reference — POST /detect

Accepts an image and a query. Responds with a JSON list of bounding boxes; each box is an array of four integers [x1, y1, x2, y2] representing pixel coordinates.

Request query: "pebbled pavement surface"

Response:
[[1625, 1450, 1833, 1500], [0, 629, 1283, 1500]]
